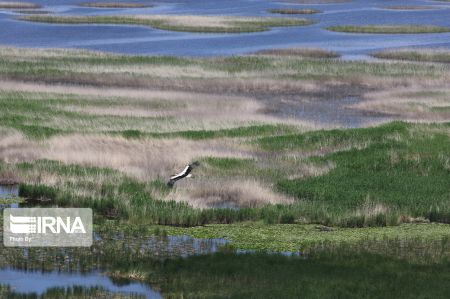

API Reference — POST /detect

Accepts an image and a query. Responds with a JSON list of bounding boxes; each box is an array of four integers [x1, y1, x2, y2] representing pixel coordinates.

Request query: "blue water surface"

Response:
[[0, 0, 449, 58]]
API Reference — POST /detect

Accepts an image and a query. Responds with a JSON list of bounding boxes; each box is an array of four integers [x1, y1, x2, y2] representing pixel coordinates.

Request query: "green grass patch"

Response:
[[205, 56, 274, 72], [257, 121, 404, 151], [1, 48, 448, 84], [327, 25, 450, 34], [372, 48, 450, 63], [14, 9, 50, 14], [431, 106, 450, 112], [203, 157, 255, 171], [271, 122, 450, 223], [268, 8, 321, 14], [166, 222, 450, 252], [0, 197, 23, 205], [8, 122, 450, 227], [117, 124, 297, 140], [254, 47, 339, 58], [0, 91, 186, 138], [382, 6, 435, 10]]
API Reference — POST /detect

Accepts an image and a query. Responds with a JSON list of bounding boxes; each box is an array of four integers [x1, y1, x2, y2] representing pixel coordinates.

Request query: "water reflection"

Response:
[[96, 233, 229, 258], [1, 234, 450, 298], [0, 233, 227, 298], [0, 184, 19, 198], [0, 268, 161, 298], [0, 184, 20, 209]]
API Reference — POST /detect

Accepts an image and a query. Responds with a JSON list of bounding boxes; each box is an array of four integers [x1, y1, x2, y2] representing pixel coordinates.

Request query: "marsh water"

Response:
[[0, 0, 449, 58], [0, 186, 450, 299], [273, 95, 391, 127], [0, 234, 228, 298], [0, 184, 20, 209], [0, 268, 162, 299], [0, 185, 228, 298]]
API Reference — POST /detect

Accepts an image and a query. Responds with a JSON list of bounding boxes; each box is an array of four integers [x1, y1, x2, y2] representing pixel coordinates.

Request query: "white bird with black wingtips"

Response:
[[167, 161, 200, 187]]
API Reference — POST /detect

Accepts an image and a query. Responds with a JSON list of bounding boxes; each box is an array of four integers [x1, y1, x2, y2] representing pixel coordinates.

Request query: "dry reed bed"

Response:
[[0, 131, 250, 180], [168, 179, 294, 208], [0, 1, 40, 9], [350, 87, 450, 121], [0, 46, 110, 59]]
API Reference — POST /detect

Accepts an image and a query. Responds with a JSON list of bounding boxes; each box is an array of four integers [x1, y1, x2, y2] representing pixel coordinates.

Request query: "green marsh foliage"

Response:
[[10, 121, 450, 227]]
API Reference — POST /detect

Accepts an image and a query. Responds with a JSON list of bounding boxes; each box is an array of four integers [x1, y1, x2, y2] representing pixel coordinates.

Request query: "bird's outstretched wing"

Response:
[[170, 165, 191, 180], [167, 162, 200, 187]]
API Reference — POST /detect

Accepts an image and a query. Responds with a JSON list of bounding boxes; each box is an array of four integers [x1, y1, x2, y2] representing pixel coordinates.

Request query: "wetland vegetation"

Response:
[[254, 47, 339, 58], [13, 9, 49, 14], [382, 6, 435, 10], [289, 0, 350, 3], [0, 1, 40, 9], [2, 0, 450, 296], [3, 251, 450, 299], [1, 220, 450, 298], [327, 25, 450, 34], [79, 2, 154, 9], [0, 47, 449, 225], [372, 48, 450, 63], [1, 45, 450, 297], [20, 15, 314, 33], [268, 8, 321, 14]]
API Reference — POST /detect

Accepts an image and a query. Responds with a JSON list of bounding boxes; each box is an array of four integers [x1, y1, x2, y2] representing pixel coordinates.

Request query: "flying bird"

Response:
[[167, 161, 200, 187]]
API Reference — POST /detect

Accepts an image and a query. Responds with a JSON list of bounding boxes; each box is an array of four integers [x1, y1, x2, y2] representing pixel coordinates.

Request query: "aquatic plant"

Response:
[[79, 2, 153, 8], [20, 15, 314, 33], [268, 8, 321, 14], [372, 48, 450, 63], [327, 25, 450, 34]]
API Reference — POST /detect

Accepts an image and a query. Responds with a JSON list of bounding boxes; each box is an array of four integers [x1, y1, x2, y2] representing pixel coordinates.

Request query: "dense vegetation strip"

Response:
[[372, 48, 450, 63], [327, 25, 450, 34], [5, 121, 450, 227], [19, 15, 314, 33]]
